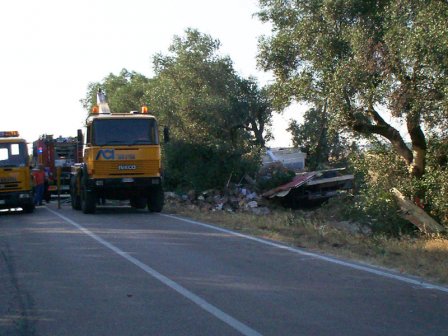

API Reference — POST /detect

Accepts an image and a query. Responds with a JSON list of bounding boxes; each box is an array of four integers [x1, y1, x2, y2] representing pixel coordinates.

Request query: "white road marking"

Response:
[[162, 214, 448, 294], [46, 208, 262, 336]]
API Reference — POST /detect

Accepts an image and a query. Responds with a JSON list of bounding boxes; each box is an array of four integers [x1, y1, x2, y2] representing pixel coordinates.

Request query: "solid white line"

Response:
[[161, 214, 448, 294], [46, 208, 262, 336]]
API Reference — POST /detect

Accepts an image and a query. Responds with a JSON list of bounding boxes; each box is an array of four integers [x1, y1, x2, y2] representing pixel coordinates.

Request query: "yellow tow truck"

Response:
[[0, 131, 34, 213], [70, 89, 164, 214]]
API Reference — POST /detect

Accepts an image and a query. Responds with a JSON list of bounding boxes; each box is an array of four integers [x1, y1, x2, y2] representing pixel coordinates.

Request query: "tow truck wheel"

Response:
[[130, 197, 147, 209], [70, 176, 81, 210], [22, 204, 35, 213], [81, 184, 96, 214], [147, 186, 164, 212]]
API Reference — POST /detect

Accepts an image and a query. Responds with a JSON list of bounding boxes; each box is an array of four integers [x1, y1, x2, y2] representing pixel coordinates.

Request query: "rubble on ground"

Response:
[[164, 157, 354, 216], [164, 186, 271, 215]]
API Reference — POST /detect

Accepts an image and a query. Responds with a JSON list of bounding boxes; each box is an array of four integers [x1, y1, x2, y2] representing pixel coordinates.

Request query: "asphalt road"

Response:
[[1, 203, 448, 336]]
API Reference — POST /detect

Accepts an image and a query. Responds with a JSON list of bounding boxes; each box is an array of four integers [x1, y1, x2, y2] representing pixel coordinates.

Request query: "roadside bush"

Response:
[[346, 144, 416, 235], [256, 162, 296, 192], [421, 169, 448, 226], [345, 139, 448, 235], [162, 140, 260, 192], [416, 137, 448, 226]]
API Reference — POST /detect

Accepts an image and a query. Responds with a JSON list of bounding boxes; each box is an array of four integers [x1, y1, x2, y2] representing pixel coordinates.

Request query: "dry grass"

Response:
[[164, 202, 448, 285]]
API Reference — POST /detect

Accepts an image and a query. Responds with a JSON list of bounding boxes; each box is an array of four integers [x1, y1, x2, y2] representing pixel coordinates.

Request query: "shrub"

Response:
[[256, 162, 296, 192], [421, 137, 448, 225], [346, 143, 417, 235], [345, 139, 448, 235], [162, 140, 260, 192]]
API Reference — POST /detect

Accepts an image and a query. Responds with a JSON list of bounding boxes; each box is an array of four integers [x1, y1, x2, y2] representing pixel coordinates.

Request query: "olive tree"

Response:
[[257, 0, 448, 178], [81, 69, 150, 114], [148, 28, 271, 148]]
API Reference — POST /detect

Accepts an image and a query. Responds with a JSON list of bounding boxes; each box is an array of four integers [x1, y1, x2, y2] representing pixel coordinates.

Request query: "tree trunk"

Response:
[[392, 188, 444, 234], [245, 117, 265, 147], [406, 112, 427, 178], [314, 101, 328, 167]]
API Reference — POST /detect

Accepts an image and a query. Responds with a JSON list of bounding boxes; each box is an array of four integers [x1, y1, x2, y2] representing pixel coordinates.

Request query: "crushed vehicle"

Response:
[[262, 168, 354, 207]]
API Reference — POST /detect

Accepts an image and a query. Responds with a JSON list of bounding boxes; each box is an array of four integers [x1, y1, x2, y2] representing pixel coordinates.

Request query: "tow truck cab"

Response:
[[70, 95, 164, 214], [0, 131, 34, 213]]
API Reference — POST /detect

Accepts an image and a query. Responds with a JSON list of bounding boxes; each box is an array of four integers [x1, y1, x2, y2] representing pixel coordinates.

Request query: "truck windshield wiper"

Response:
[[130, 140, 152, 145], [97, 140, 125, 145]]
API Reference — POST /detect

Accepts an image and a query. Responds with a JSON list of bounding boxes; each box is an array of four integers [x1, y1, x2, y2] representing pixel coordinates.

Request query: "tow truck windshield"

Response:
[[0, 142, 28, 167], [92, 118, 159, 146]]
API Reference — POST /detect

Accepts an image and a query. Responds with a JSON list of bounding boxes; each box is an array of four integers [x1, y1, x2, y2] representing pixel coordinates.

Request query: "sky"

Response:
[[0, 0, 300, 148]]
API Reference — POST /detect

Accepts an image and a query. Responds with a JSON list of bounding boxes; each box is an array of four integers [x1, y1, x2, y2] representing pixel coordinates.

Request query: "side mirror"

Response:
[[77, 129, 83, 143]]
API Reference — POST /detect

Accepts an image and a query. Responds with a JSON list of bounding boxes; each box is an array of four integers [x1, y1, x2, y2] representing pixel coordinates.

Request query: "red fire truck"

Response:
[[32, 132, 83, 198]]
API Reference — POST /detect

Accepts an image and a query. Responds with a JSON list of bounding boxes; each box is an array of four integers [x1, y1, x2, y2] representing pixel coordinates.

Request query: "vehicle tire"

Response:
[[70, 176, 81, 210], [22, 203, 35, 213], [130, 197, 147, 209], [147, 186, 164, 212], [81, 182, 96, 214]]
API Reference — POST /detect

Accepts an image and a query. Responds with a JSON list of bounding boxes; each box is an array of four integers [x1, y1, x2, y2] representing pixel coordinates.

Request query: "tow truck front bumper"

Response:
[[0, 190, 34, 209], [84, 177, 162, 199]]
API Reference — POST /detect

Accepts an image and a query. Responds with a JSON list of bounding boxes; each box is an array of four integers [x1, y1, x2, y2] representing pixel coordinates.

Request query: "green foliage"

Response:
[[345, 139, 448, 235], [257, 0, 448, 177], [80, 29, 273, 195], [412, 137, 448, 225], [148, 29, 272, 192], [256, 162, 295, 192], [288, 106, 353, 170], [238, 78, 274, 147], [346, 143, 415, 235], [81, 69, 149, 114], [163, 140, 261, 192], [149, 29, 272, 148], [421, 169, 448, 227]]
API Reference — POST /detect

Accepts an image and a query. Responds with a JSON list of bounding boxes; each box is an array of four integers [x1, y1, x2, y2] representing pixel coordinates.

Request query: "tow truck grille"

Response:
[[93, 160, 159, 177], [0, 182, 21, 192]]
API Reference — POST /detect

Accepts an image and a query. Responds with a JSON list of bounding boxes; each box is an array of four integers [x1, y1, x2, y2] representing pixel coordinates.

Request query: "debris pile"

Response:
[[165, 167, 354, 214], [164, 186, 271, 215], [165, 148, 354, 214]]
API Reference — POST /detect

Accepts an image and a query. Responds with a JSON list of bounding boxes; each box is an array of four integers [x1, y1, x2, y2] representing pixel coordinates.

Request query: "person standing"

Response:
[[44, 166, 51, 203], [32, 165, 45, 206]]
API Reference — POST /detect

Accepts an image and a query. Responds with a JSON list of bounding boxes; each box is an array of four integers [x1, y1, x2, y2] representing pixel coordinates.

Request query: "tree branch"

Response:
[[345, 95, 413, 165]]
